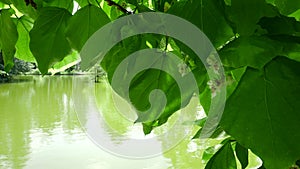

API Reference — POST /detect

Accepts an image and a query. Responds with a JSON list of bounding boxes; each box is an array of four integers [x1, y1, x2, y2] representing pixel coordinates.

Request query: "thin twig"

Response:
[[104, 0, 133, 14]]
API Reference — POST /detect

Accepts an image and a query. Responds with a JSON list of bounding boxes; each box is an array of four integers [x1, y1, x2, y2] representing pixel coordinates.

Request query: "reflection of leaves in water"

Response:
[[0, 76, 82, 168], [94, 79, 132, 144], [154, 97, 205, 169]]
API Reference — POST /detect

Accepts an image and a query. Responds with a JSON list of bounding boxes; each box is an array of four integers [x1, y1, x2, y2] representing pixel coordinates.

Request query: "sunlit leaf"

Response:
[[50, 50, 80, 74], [66, 4, 110, 51], [10, 0, 38, 19], [15, 16, 35, 62], [29, 7, 72, 74], [289, 9, 300, 21]]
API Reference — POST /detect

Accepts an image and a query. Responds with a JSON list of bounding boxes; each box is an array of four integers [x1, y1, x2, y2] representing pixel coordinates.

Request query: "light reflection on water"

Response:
[[0, 76, 260, 169]]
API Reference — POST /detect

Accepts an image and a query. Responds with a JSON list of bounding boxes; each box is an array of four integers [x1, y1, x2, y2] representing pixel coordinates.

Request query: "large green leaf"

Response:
[[221, 56, 300, 169], [226, 0, 277, 36], [219, 36, 281, 69], [15, 16, 35, 62], [205, 141, 237, 169], [168, 0, 234, 48], [101, 34, 202, 133], [66, 4, 110, 51], [105, 49, 197, 131], [0, 9, 18, 72], [29, 7, 72, 74]]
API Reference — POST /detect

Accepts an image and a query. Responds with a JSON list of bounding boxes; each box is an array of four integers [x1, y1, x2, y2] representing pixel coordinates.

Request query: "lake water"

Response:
[[0, 76, 261, 169]]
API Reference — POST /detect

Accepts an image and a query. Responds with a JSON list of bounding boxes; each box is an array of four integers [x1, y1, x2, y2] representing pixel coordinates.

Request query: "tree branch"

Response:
[[104, 0, 133, 14], [24, 0, 37, 9]]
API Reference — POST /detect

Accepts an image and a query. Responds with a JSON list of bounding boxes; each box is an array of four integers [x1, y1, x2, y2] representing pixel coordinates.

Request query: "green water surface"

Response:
[[0, 76, 261, 169]]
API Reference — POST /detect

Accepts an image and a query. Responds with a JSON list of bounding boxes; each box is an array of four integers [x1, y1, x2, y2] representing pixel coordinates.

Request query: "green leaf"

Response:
[[226, 66, 247, 98], [0, 0, 11, 4], [10, 0, 38, 19], [226, 0, 277, 36], [0, 9, 18, 72], [130, 69, 181, 123], [273, 0, 300, 15], [50, 50, 80, 74], [42, 0, 74, 13], [296, 160, 300, 167], [127, 53, 196, 125], [15, 16, 36, 62], [153, 0, 173, 12], [224, 0, 231, 6], [221, 56, 300, 169], [75, 0, 99, 7], [109, 1, 124, 20], [66, 4, 110, 51], [205, 141, 237, 169], [29, 7, 72, 74], [219, 36, 281, 69], [75, 0, 88, 7], [125, 0, 137, 6], [258, 164, 266, 169], [264, 36, 300, 62], [168, 0, 234, 48], [289, 9, 300, 21], [193, 125, 224, 139], [235, 142, 249, 169], [101, 35, 201, 133], [277, 36, 300, 62], [258, 16, 300, 36], [202, 146, 220, 163], [199, 76, 211, 115], [137, 4, 154, 12]]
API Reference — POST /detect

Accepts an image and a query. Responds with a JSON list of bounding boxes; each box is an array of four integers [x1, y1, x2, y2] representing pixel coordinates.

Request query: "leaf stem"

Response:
[[95, 0, 101, 7], [8, 4, 30, 33], [200, 0, 203, 31], [165, 36, 169, 51]]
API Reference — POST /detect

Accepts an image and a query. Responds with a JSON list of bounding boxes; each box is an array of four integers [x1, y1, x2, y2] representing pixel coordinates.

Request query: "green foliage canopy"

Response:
[[0, 0, 300, 168]]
